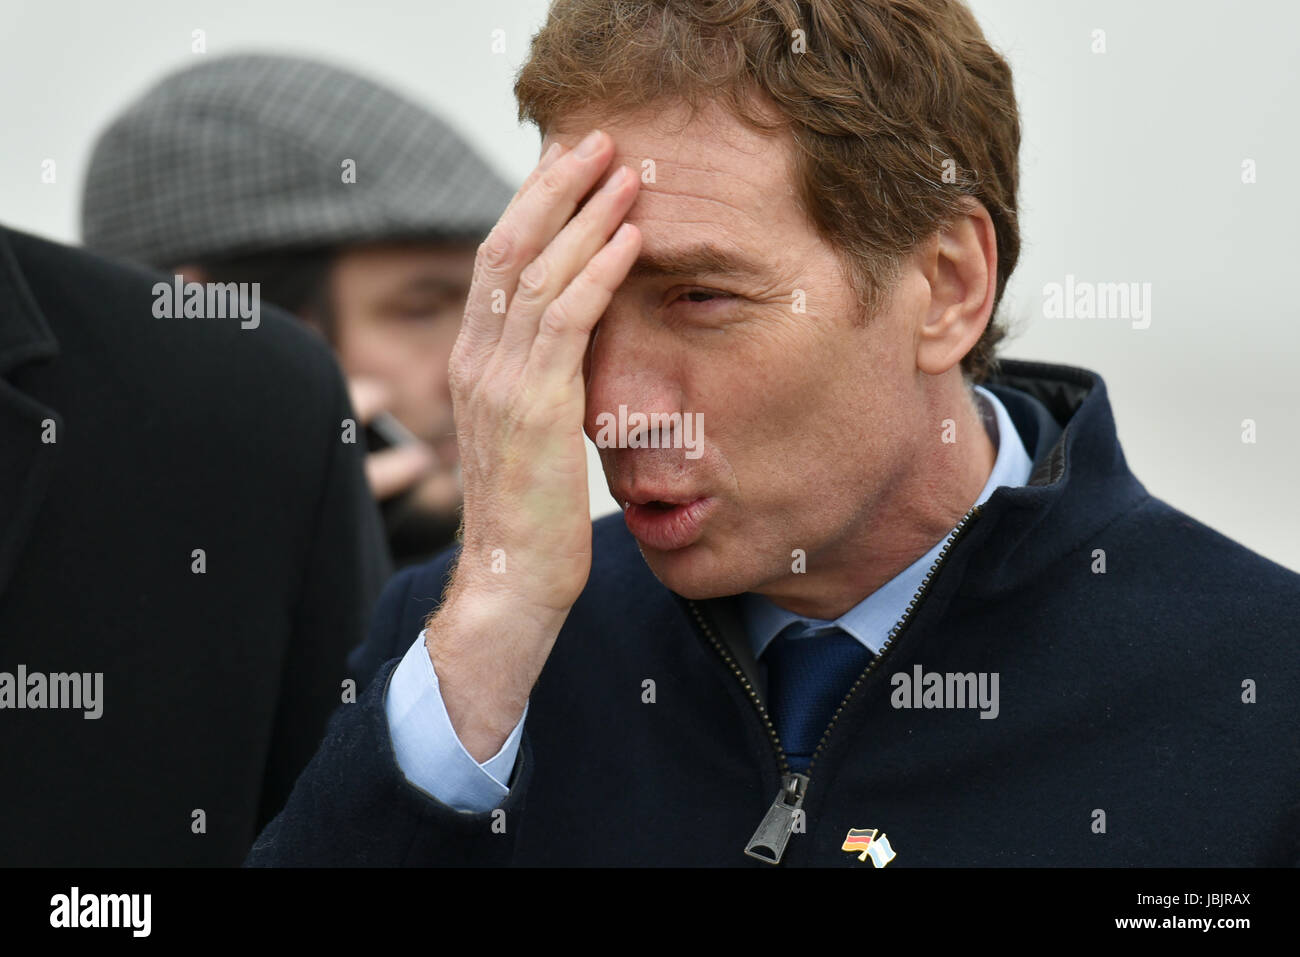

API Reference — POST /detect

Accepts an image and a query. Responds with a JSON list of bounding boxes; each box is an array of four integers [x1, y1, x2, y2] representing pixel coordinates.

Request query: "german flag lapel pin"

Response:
[[841, 827, 896, 867]]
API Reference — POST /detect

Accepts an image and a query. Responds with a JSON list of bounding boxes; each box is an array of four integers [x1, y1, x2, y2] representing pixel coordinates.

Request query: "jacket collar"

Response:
[[679, 357, 1149, 670], [0, 225, 63, 601], [965, 358, 1149, 599], [0, 226, 59, 373]]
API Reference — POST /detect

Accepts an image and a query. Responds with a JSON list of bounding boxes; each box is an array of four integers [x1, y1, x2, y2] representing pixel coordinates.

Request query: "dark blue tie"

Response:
[[762, 623, 875, 773]]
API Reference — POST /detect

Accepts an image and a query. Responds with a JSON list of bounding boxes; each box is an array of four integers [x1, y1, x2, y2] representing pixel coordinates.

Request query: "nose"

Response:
[[583, 304, 685, 447]]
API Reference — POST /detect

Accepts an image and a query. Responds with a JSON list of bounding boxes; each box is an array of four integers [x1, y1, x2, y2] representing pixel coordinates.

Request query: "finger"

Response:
[[366, 444, 437, 500], [347, 377, 390, 426], [497, 162, 638, 362], [467, 142, 566, 296], [454, 142, 568, 381], [528, 222, 641, 384], [500, 141, 566, 222], [459, 131, 616, 366]]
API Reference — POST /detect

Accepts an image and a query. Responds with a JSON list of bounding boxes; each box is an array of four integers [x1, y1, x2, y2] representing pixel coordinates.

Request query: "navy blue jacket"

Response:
[[248, 359, 1300, 866]]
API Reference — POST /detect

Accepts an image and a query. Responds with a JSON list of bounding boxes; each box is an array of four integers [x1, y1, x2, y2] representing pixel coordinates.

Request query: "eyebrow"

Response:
[[625, 243, 770, 282]]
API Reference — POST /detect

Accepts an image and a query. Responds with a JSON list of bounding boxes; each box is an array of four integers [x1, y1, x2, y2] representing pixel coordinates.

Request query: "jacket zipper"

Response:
[[687, 502, 984, 864]]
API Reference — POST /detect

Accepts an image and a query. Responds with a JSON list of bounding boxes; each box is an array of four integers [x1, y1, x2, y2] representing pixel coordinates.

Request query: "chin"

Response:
[[636, 540, 759, 600]]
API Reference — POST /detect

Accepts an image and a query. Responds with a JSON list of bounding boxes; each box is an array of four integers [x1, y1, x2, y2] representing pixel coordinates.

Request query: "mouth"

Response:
[[620, 495, 717, 551]]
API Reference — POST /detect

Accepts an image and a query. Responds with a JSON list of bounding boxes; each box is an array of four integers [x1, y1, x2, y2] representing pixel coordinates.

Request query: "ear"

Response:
[[915, 199, 998, 377], [173, 263, 207, 284]]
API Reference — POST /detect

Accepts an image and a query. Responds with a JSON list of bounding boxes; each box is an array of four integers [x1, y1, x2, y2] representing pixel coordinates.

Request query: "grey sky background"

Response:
[[2, 0, 1296, 571]]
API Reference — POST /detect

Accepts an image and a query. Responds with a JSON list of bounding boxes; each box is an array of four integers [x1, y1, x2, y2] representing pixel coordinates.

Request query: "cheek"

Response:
[[687, 349, 823, 507], [711, 323, 882, 508], [341, 321, 436, 382], [718, 321, 855, 437], [335, 314, 391, 375]]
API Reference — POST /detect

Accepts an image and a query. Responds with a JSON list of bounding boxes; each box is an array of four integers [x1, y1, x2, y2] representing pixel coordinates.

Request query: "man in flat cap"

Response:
[[82, 53, 514, 567]]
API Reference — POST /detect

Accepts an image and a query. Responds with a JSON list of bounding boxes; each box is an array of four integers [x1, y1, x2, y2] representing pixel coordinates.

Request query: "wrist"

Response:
[[424, 584, 566, 756]]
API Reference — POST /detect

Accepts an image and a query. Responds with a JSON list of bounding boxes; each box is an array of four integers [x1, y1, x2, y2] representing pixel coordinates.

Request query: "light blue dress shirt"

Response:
[[741, 384, 1034, 658], [384, 385, 1033, 811]]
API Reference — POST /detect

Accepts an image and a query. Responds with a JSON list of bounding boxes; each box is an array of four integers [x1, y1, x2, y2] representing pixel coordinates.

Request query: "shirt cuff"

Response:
[[384, 629, 527, 812]]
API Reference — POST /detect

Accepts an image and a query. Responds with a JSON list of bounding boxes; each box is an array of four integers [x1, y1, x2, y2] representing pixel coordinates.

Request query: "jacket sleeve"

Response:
[[246, 547, 532, 866], [245, 657, 533, 866], [385, 630, 527, 811], [253, 359, 391, 835]]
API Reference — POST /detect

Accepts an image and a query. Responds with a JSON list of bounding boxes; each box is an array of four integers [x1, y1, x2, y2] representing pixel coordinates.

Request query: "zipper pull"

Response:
[[744, 773, 809, 864]]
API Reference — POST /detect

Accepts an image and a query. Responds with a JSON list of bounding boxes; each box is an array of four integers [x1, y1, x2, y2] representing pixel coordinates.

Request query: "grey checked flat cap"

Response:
[[82, 53, 514, 267]]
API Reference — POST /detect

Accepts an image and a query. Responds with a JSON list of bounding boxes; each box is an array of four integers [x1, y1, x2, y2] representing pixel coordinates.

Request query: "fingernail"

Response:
[[575, 129, 605, 158]]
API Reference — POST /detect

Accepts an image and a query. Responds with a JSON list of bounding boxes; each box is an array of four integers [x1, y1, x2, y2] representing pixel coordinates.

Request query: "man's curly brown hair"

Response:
[[514, 0, 1021, 383]]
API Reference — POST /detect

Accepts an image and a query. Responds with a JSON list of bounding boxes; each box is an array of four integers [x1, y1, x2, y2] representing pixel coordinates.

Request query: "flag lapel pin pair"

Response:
[[841, 827, 896, 867]]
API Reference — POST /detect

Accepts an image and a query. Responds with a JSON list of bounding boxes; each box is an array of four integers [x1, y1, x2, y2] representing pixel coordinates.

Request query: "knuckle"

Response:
[[540, 300, 574, 338], [479, 229, 513, 271], [516, 259, 548, 299], [570, 265, 599, 297], [536, 166, 566, 200], [567, 269, 607, 313]]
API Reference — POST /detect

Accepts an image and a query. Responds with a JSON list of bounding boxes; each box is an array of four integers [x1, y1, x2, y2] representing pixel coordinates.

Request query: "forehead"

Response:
[[543, 101, 806, 255]]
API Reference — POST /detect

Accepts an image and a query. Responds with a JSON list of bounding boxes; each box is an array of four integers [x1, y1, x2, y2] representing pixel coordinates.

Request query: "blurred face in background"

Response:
[[327, 240, 477, 514]]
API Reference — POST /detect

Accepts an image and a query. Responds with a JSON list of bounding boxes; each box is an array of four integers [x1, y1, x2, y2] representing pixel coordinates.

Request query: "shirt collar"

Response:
[[742, 385, 1034, 658]]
